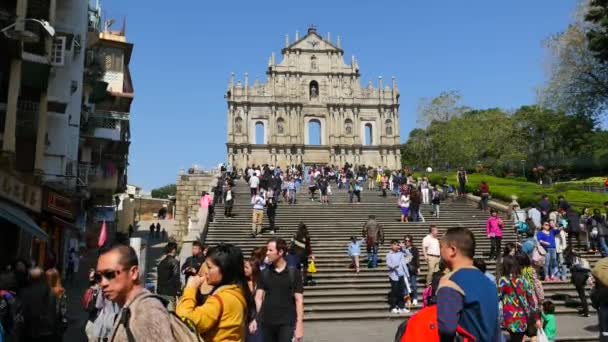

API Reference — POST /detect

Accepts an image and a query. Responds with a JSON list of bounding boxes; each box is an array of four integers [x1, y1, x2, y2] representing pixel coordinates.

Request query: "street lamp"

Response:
[[1, 18, 56, 42]]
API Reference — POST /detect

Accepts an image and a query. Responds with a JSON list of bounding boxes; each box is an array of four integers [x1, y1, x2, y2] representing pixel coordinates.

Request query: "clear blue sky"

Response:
[[102, 0, 577, 190]]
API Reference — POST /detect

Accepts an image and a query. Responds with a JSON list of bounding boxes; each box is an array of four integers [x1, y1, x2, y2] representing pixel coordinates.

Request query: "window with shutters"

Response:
[[51, 37, 66, 66]]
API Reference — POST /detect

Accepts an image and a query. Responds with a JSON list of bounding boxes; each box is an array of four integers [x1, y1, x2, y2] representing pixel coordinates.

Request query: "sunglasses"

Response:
[[94, 268, 128, 283]]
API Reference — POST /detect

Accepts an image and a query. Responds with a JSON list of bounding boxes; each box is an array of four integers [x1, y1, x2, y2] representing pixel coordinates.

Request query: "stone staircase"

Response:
[[205, 179, 602, 323]]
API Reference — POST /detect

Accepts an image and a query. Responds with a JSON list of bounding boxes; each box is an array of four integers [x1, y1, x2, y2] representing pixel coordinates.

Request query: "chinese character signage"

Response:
[[0, 170, 42, 212]]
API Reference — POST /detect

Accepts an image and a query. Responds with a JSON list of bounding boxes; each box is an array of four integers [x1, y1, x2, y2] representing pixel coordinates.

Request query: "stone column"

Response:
[[227, 105, 233, 141]]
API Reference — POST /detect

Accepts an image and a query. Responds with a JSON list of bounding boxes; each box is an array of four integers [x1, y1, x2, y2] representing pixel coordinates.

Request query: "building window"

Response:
[[365, 123, 373, 145], [51, 36, 66, 66], [308, 119, 321, 145], [255, 122, 265, 144]]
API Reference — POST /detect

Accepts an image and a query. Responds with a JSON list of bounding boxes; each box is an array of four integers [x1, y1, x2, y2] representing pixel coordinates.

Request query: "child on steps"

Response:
[[348, 236, 364, 273]]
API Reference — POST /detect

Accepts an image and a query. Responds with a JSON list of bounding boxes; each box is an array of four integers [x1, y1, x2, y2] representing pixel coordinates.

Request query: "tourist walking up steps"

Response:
[[486, 209, 504, 261], [348, 236, 364, 273], [422, 225, 441, 285], [399, 191, 410, 223], [251, 191, 266, 238], [251, 238, 304, 342], [420, 177, 430, 204], [363, 215, 384, 269], [224, 184, 234, 218], [348, 177, 362, 203], [431, 186, 441, 218]]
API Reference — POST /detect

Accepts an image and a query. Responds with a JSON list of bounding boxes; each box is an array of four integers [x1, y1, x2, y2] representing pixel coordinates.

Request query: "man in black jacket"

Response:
[[156, 242, 181, 308], [181, 241, 205, 284]]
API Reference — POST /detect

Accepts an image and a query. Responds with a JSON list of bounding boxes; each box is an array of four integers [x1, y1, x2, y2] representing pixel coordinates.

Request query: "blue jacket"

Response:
[[437, 267, 499, 341]]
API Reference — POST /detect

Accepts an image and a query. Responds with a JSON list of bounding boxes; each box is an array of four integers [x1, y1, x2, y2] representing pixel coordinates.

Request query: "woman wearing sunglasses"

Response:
[[176, 244, 255, 342]]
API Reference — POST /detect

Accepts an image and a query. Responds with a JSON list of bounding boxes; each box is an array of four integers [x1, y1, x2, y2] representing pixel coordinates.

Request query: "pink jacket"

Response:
[[199, 195, 212, 208], [486, 216, 504, 237]]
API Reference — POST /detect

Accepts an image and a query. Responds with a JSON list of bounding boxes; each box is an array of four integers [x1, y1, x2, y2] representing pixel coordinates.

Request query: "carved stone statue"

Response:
[[311, 85, 318, 98], [235, 118, 242, 134], [386, 124, 392, 136], [311, 57, 317, 70], [277, 120, 284, 134], [345, 120, 353, 135]]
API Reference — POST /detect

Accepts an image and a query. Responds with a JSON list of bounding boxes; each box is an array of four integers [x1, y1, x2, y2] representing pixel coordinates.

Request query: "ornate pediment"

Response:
[[283, 27, 343, 54]]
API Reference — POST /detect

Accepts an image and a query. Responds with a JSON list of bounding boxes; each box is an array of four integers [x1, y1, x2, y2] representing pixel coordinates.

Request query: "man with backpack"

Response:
[[436, 227, 500, 341], [363, 215, 384, 269], [252, 238, 304, 342], [98, 243, 173, 341]]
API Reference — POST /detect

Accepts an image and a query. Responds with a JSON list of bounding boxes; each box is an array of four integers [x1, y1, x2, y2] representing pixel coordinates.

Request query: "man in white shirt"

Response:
[[249, 174, 260, 197], [422, 225, 441, 285]]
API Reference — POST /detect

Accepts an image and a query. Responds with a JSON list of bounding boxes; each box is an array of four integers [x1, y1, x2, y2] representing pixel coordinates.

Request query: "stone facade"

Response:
[[226, 26, 401, 169], [174, 173, 215, 237]]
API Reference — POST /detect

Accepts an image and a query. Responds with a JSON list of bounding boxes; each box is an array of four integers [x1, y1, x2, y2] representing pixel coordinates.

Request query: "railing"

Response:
[[90, 110, 129, 120], [77, 163, 99, 186]]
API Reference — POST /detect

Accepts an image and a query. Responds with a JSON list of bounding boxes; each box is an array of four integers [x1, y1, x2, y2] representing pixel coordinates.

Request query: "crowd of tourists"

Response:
[[80, 236, 309, 342], [0, 260, 68, 342]]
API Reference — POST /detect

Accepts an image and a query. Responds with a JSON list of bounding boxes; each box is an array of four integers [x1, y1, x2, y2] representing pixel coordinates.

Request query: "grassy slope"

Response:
[[421, 172, 606, 211]]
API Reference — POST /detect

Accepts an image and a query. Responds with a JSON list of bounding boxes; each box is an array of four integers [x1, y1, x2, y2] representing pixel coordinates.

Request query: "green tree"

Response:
[[586, 0, 608, 63], [538, 0, 608, 118], [151, 184, 176, 199], [416, 90, 471, 126]]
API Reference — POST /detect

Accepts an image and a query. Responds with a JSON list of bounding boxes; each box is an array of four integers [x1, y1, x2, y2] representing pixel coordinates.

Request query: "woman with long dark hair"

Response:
[[244, 258, 262, 342], [292, 222, 313, 285], [498, 256, 541, 342], [177, 244, 254, 342]]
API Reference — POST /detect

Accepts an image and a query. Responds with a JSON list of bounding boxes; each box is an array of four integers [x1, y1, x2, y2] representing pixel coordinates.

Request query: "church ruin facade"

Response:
[[225, 26, 401, 169]]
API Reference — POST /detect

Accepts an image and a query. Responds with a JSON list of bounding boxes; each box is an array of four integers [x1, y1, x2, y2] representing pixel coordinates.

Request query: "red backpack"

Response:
[[398, 305, 476, 342]]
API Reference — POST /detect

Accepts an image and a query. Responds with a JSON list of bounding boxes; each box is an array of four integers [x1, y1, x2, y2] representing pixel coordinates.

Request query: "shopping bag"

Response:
[[536, 328, 549, 342], [307, 259, 318, 273]]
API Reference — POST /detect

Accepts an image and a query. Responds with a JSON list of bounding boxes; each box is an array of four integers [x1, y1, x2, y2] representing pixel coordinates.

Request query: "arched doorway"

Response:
[[255, 121, 265, 144], [308, 119, 321, 145], [365, 123, 373, 145]]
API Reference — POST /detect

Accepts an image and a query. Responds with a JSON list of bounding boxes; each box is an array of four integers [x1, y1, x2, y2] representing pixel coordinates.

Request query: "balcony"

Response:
[[81, 111, 130, 142]]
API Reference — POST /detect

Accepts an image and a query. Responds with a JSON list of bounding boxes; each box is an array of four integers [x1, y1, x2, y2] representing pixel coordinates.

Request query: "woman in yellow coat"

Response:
[[177, 244, 254, 342]]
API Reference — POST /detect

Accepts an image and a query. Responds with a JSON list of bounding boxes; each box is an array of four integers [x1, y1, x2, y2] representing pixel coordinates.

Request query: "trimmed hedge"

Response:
[[416, 172, 606, 211]]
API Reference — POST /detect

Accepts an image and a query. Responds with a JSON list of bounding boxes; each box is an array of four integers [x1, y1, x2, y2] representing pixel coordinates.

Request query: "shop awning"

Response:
[[0, 201, 49, 241]]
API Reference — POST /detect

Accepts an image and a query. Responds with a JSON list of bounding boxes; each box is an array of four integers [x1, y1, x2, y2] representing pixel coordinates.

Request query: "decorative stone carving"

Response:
[[226, 26, 401, 169], [345, 119, 353, 135]]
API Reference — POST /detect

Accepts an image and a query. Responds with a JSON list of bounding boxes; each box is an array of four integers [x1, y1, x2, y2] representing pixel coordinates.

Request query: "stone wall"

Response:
[[174, 173, 217, 238], [134, 198, 173, 221]]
